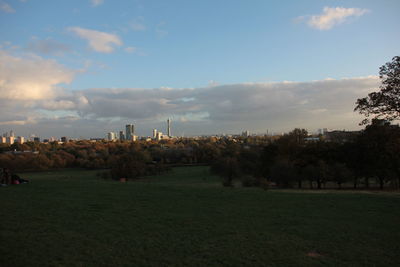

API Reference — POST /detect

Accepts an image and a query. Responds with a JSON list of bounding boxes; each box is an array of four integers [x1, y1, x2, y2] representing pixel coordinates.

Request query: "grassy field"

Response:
[[1, 166, 399, 266]]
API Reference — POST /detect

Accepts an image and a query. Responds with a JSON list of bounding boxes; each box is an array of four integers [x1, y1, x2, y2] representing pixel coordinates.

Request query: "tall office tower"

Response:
[[152, 129, 158, 139], [242, 130, 250, 137], [107, 132, 116, 141], [6, 136, 15, 144], [156, 131, 163, 141], [126, 124, 134, 141], [167, 118, 171, 137], [10, 130, 15, 137], [119, 131, 125, 141], [17, 136, 25, 144]]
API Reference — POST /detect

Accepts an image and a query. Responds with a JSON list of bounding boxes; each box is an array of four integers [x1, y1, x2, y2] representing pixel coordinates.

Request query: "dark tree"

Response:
[[211, 156, 241, 187], [355, 119, 400, 189], [355, 56, 400, 124], [270, 159, 297, 188]]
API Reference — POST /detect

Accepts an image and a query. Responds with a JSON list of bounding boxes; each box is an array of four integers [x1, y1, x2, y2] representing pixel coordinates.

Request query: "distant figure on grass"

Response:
[[12, 174, 29, 184], [1, 168, 29, 186]]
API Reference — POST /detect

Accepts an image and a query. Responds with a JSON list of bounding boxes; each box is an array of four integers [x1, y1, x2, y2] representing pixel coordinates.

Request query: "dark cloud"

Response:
[[68, 77, 378, 132]]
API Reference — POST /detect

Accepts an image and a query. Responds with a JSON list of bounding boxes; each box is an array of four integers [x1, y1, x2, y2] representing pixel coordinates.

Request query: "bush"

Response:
[[241, 175, 260, 187]]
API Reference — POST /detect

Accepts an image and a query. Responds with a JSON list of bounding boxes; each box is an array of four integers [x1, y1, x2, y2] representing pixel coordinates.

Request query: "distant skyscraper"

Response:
[[119, 131, 125, 141], [167, 118, 171, 137], [126, 124, 134, 141], [156, 131, 163, 141], [107, 132, 117, 141], [153, 129, 158, 139], [6, 136, 15, 144]]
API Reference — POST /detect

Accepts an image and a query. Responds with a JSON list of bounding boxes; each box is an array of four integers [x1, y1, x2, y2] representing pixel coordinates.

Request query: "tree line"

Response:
[[211, 121, 400, 189], [0, 119, 399, 188]]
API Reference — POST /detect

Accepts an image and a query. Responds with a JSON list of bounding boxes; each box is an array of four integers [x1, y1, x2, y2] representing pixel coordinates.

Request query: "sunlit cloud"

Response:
[[68, 27, 122, 53], [298, 7, 369, 30], [0, 49, 74, 100], [124, 46, 137, 53]]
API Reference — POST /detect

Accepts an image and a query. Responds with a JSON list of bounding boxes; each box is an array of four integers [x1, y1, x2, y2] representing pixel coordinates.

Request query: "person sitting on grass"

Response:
[[11, 174, 29, 184]]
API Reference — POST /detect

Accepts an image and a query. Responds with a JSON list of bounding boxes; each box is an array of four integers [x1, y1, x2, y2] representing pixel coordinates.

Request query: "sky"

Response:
[[0, 0, 399, 138]]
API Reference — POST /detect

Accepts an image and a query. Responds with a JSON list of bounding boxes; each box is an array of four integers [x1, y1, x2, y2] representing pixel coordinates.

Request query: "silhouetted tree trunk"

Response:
[[317, 179, 322, 189], [379, 177, 384, 190], [353, 177, 358, 189]]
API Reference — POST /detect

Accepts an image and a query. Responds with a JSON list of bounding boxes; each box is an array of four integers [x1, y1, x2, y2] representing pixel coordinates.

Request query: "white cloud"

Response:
[[124, 46, 137, 53], [0, 1, 15, 13], [90, 0, 103, 7], [130, 17, 146, 31], [300, 7, 369, 30], [0, 50, 75, 100], [68, 27, 122, 53]]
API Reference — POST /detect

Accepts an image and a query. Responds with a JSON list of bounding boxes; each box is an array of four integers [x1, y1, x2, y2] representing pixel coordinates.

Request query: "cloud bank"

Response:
[[68, 77, 378, 133], [0, 49, 380, 137]]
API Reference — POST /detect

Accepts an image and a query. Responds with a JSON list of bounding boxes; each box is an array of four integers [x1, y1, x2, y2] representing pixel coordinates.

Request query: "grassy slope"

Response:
[[1, 167, 399, 266]]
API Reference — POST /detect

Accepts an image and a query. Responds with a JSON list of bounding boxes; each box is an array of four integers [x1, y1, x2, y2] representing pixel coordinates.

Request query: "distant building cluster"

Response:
[[107, 118, 173, 142], [0, 130, 24, 145], [0, 130, 71, 145], [0, 123, 364, 146]]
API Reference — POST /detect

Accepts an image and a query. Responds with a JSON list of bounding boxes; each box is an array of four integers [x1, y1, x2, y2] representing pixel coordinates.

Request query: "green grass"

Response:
[[1, 167, 399, 266]]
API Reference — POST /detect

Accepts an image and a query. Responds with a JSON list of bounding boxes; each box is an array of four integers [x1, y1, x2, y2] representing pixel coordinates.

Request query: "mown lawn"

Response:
[[1, 166, 399, 266]]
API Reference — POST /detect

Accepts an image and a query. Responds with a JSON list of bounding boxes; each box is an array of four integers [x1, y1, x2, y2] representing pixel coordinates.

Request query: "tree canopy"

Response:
[[355, 56, 400, 124]]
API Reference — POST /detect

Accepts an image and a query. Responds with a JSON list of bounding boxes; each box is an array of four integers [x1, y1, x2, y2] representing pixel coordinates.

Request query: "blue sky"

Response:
[[0, 0, 399, 138]]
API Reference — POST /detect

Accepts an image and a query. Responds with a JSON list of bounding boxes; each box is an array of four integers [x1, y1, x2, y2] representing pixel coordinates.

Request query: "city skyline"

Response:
[[0, 0, 399, 138]]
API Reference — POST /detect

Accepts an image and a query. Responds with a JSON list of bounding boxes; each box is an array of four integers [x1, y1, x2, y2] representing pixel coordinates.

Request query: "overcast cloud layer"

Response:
[[0, 49, 380, 138]]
